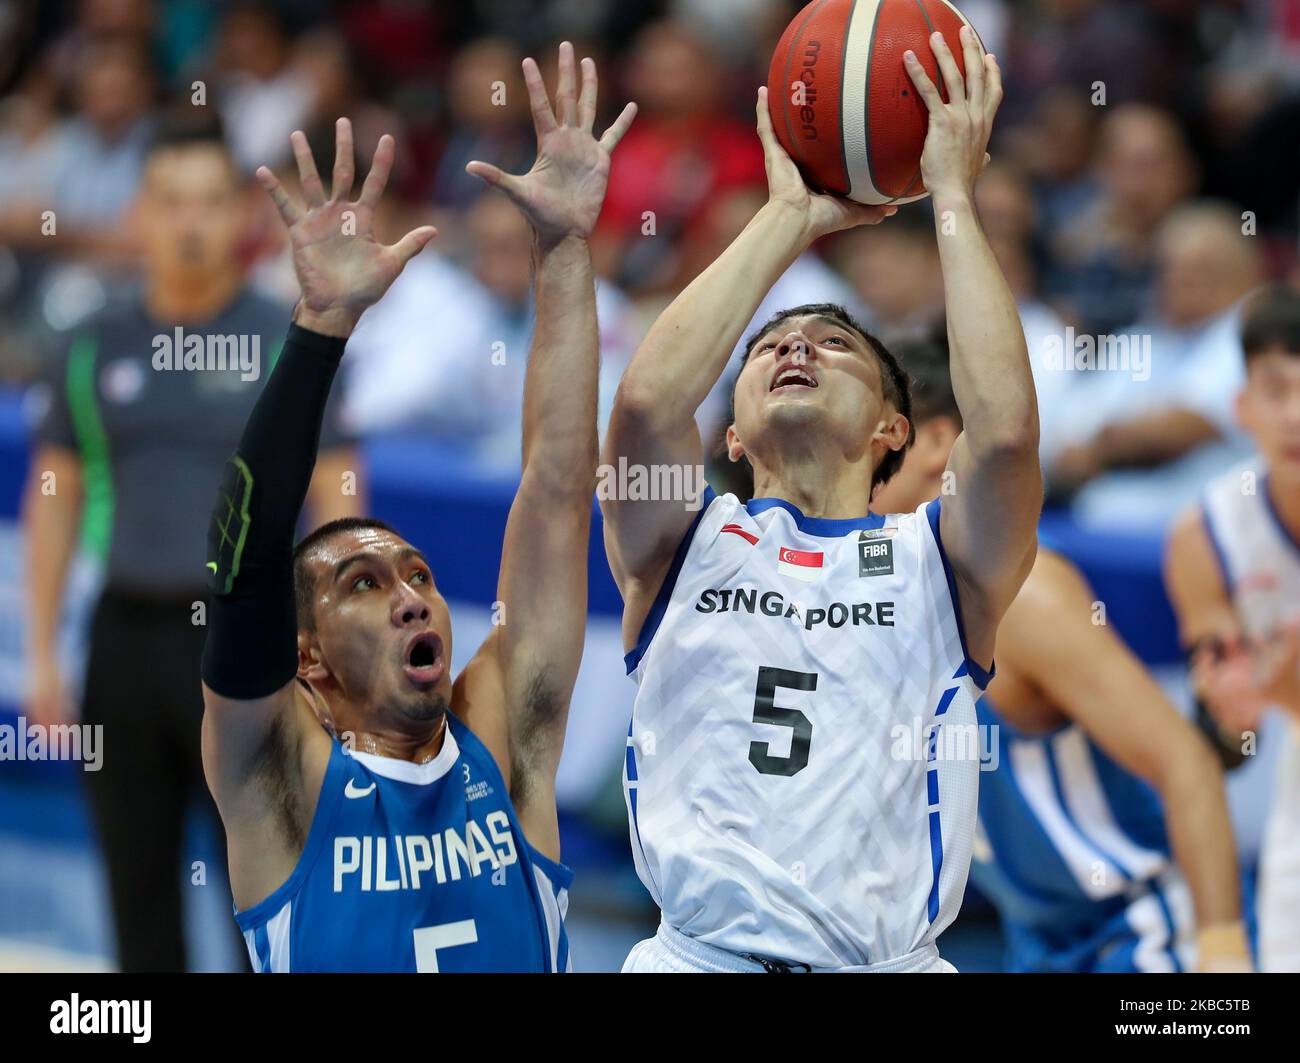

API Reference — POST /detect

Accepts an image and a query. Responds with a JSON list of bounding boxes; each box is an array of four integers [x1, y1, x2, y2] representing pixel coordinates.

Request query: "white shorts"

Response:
[[1260, 721, 1300, 972], [622, 921, 957, 973]]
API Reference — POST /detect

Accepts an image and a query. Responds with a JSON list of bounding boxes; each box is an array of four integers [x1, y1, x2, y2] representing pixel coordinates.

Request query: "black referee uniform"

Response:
[[32, 287, 352, 971]]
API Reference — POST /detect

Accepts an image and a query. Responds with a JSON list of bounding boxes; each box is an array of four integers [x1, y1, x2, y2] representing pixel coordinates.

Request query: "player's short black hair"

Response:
[[293, 517, 402, 630], [893, 323, 962, 429], [146, 107, 237, 171], [730, 303, 914, 490], [1242, 284, 1300, 362]]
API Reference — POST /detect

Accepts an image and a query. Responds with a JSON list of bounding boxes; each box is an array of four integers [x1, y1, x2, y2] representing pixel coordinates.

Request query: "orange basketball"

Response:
[[766, 0, 983, 205]]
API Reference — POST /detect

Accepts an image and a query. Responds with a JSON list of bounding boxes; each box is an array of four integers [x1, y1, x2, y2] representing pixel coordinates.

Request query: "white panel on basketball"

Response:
[[840, 0, 881, 203]]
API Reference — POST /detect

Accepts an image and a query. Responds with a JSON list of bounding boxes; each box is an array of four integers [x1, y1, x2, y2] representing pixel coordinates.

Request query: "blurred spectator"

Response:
[[0, 33, 153, 256], [592, 19, 765, 293], [463, 192, 641, 467], [212, 1, 313, 173], [1003, 86, 1098, 243], [1049, 201, 1264, 528], [836, 206, 944, 337], [1046, 103, 1198, 336], [429, 37, 533, 213]]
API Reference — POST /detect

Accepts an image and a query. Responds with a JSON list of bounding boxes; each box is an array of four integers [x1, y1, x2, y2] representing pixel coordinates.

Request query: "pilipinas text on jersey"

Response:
[[236, 714, 572, 972], [622, 487, 989, 968]]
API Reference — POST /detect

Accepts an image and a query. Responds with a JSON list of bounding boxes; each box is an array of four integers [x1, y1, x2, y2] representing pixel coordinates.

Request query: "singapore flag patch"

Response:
[[777, 546, 824, 582]]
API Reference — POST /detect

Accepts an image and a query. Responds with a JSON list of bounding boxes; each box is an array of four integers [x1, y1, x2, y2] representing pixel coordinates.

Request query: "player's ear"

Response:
[[297, 630, 330, 684], [725, 423, 747, 463], [875, 409, 911, 453]]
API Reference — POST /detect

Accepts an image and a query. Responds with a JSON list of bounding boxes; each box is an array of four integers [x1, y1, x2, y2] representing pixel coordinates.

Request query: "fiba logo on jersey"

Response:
[[858, 532, 894, 577]]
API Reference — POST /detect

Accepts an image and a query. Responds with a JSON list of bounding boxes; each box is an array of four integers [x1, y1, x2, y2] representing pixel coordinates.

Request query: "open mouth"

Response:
[[770, 366, 818, 393], [403, 631, 444, 687]]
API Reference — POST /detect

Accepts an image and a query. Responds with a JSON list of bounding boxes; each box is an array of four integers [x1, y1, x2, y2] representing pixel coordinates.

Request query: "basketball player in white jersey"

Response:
[[603, 29, 1040, 971], [1166, 284, 1300, 973], [874, 332, 1250, 973]]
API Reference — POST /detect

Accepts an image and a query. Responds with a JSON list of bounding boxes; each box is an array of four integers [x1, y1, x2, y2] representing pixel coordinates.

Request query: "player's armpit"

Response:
[[451, 628, 564, 864], [200, 680, 331, 909]]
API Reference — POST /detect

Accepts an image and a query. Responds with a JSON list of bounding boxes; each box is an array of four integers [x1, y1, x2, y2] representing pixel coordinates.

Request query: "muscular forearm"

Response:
[[617, 201, 811, 426], [201, 320, 346, 699], [1158, 740, 1242, 929], [933, 195, 1037, 457], [520, 234, 599, 495]]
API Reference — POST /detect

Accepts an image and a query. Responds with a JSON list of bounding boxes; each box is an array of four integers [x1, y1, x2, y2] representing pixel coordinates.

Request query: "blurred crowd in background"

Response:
[[1, 0, 1298, 528]]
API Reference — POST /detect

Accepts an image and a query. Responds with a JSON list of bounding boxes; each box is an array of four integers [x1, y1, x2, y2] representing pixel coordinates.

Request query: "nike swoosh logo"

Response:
[[344, 779, 376, 799]]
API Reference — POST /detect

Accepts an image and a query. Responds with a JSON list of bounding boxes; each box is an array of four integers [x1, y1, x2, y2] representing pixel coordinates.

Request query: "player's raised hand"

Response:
[[904, 25, 999, 203], [466, 42, 636, 249], [755, 86, 894, 240], [257, 118, 437, 337]]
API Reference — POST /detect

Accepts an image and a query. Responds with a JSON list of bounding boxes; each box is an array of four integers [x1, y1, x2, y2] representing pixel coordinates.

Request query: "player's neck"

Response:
[[348, 714, 448, 764], [750, 455, 873, 519], [144, 267, 243, 325]]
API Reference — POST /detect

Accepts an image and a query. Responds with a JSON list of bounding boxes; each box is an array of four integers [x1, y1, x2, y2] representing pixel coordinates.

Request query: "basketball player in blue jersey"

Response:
[[1166, 285, 1300, 972], [198, 44, 637, 972], [603, 29, 1039, 972], [873, 332, 1250, 973]]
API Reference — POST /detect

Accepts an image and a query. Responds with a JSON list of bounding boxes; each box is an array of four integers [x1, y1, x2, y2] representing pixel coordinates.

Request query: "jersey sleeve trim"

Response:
[[624, 486, 717, 675], [234, 737, 348, 931], [925, 497, 994, 691]]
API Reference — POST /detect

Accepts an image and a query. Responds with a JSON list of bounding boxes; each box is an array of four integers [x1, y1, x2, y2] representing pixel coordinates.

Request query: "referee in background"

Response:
[[22, 112, 360, 972]]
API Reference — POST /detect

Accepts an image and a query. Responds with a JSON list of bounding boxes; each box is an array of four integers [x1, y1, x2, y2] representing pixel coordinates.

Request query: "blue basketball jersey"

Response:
[[235, 713, 572, 972], [969, 695, 1195, 972]]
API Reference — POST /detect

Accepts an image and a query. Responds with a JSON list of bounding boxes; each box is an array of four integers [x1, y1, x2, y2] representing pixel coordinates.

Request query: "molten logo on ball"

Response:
[[767, 0, 983, 205]]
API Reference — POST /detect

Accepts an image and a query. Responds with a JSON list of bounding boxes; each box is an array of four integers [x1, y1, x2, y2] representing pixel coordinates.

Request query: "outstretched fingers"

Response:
[[290, 130, 326, 206], [464, 159, 520, 195], [390, 225, 438, 267], [358, 134, 396, 212], [599, 101, 637, 154], [332, 117, 355, 201], [256, 166, 302, 227], [522, 56, 557, 138], [578, 56, 598, 133], [555, 41, 577, 126]]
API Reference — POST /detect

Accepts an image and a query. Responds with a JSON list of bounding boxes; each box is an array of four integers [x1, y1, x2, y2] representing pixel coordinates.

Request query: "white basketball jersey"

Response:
[[622, 488, 988, 968], [1202, 460, 1300, 972]]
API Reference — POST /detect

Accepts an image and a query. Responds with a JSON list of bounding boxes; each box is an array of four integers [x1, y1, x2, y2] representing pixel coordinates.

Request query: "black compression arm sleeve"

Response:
[[201, 322, 346, 700]]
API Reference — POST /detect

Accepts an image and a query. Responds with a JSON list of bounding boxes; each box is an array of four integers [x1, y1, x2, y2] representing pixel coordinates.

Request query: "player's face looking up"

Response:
[[295, 527, 454, 731], [727, 312, 910, 487]]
